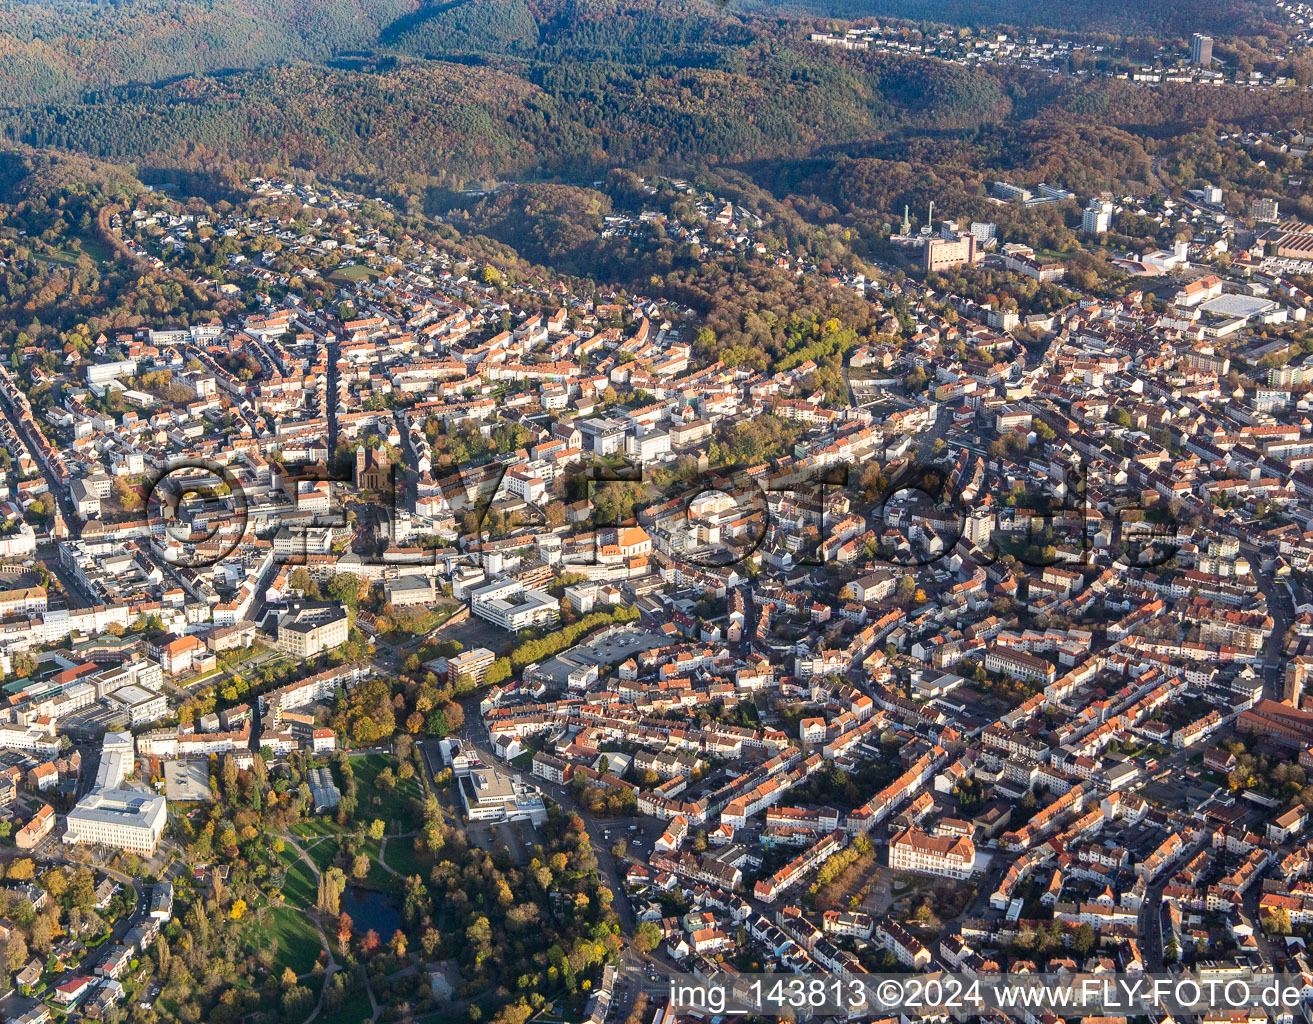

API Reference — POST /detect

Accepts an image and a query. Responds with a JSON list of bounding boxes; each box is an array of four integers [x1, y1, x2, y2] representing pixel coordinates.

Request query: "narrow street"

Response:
[[1240, 540, 1292, 700]]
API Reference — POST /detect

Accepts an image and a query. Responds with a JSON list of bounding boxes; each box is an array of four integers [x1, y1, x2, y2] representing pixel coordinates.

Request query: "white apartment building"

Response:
[[137, 726, 249, 759], [627, 430, 671, 462], [106, 684, 168, 726], [1082, 199, 1113, 235], [0, 723, 60, 757], [85, 359, 138, 385], [822, 910, 874, 939], [259, 664, 368, 721], [96, 732, 135, 790]]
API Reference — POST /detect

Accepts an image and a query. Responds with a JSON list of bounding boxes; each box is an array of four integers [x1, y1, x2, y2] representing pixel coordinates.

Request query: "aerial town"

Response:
[[809, 16, 1313, 90], [5, 146, 1313, 1021]]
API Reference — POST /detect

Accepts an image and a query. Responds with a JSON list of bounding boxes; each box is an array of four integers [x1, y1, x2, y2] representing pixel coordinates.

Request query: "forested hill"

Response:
[[7, 30, 1313, 195], [0, 0, 760, 106], [0, 0, 420, 105], [383, 0, 760, 61], [0, 0, 1292, 111], [2, 0, 1312, 286]]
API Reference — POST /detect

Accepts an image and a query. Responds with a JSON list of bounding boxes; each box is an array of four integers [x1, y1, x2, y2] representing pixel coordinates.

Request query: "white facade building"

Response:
[[1082, 200, 1113, 235], [64, 790, 167, 855], [459, 767, 547, 824], [469, 577, 559, 633]]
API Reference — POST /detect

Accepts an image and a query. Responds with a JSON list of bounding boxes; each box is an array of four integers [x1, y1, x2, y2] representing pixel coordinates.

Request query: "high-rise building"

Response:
[[923, 232, 976, 273], [447, 647, 497, 686], [1252, 197, 1280, 223], [1191, 33, 1213, 66], [1082, 199, 1113, 235]]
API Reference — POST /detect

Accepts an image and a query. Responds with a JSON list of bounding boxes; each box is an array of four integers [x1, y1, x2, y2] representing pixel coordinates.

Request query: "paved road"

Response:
[[1240, 540, 1290, 700], [27, 874, 148, 1008], [911, 403, 952, 460], [0, 387, 75, 524], [1137, 862, 1172, 970]]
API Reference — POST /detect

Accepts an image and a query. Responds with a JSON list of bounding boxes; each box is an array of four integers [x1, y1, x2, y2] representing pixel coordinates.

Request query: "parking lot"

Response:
[[596, 815, 666, 860], [164, 760, 211, 801], [533, 627, 672, 686], [425, 612, 510, 656], [467, 816, 541, 865]]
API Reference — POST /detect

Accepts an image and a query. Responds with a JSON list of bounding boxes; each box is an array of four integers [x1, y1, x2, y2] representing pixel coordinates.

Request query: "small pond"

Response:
[[342, 886, 402, 943]]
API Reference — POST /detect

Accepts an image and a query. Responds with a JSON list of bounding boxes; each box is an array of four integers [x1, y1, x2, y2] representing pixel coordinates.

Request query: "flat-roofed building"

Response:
[[163, 761, 211, 802], [274, 602, 349, 658], [469, 577, 558, 633], [64, 789, 167, 855], [97, 732, 134, 790], [384, 575, 438, 608], [447, 647, 496, 686], [924, 232, 976, 273], [105, 684, 168, 726], [0, 722, 60, 757], [459, 766, 546, 824]]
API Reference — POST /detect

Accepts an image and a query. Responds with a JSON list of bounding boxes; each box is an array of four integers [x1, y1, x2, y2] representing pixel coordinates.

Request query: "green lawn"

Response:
[[37, 250, 79, 268], [78, 232, 114, 263], [296, 835, 391, 889], [278, 847, 318, 908], [35, 235, 110, 267], [217, 644, 270, 673], [293, 817, 345, 839], [290, 754, 421, 835], [359, 836, 391, 888], [265, 905, 324, 975], [350, 753, 422, 832], [185, 667, 225, 688], [319, 985, 373, 1024], [328, 264, 381, 284], [382, 837, 430, 881], [303, 837, 342, 873], [282, 754, 421, 889]]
